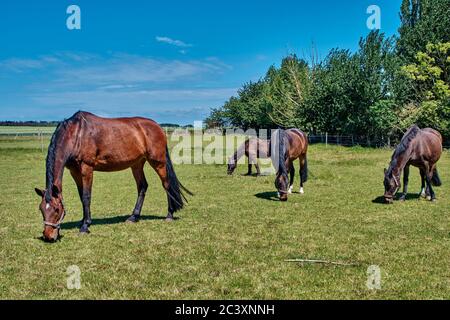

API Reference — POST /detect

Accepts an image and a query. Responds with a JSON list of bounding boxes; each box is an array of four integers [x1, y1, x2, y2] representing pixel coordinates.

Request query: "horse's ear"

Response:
[[51, 185, 60, 197], [34, 188, 45, 197]]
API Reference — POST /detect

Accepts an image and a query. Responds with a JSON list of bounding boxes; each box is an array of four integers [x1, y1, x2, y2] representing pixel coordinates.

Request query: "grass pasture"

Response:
[[0, 134, 449, 299], [0, 126, 56, 135]]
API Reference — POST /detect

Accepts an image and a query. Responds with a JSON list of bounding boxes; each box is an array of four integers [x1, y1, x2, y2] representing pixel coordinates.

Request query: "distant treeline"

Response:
[[0, 121, 59, 127], [159, 123, 194, 128], [205, 0, 450, 143]]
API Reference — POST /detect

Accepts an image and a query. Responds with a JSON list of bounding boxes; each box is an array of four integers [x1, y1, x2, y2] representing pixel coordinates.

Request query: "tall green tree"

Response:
[[401, 42, 450, 134], [357, 31, 398, 137], [204, 0, 450, 142], [306, 31, 397, 137], [398, 0, 450, 61], [265, 55, 311, 128], [213, 80, 271, 130], [396, 0, 450, 103]]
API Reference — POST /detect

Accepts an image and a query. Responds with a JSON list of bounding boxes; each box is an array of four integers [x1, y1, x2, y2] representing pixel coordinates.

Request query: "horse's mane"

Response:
[[45, 111, 85, 201], [387, 125, 420, 177]]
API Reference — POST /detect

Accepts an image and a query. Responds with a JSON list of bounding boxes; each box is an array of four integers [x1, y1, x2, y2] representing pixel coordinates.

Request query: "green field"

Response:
[[0, 126, 56, 134], [0, 135, 449, 299]]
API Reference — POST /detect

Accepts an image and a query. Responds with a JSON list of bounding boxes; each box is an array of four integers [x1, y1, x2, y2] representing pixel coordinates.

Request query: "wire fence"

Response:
[[308, 134, 390, 148], [1, 129, 450, 150], [308, 133, 450, 149], [0, 132, 53, 137]]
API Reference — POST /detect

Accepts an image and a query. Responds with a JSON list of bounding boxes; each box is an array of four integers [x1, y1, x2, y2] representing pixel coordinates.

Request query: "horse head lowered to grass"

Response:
[[35, 111, 192, 242], [273, 128, 309, 201], [227, 137, 271, 176], [383, 125, 442, 204]]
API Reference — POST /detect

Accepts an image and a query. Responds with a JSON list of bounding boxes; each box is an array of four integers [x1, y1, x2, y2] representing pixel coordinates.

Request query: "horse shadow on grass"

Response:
[[241, 173, 268, 177], [61, 214, 178, 230], [372, 193, 420, 204], [254, 191, 280, 202], [36, 235, 65, 243]]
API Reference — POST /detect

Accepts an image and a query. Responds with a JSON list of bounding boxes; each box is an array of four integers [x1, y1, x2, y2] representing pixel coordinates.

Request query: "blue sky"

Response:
[[0, 0, 402, 124]]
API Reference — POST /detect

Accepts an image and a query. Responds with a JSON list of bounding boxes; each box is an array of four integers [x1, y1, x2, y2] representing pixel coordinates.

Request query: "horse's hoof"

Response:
[[126, 215, 139, 223], [426, 196, 432, 201], [431, 198, 436, 202], [79, 230, 90, 235], [399, 197, 405, 202], [165, 217, 174, 222], [79, 224, 90, 234]]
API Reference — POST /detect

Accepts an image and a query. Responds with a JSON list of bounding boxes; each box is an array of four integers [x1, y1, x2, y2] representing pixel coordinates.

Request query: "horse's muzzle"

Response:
[[384, 196, 394, 204], [43, 227, 59, 242]]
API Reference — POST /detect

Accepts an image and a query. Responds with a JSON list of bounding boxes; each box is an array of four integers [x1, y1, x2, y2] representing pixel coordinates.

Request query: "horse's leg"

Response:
[[69, 167, 84, 226], [254, 162, 261, 176], [127, 160, 148, 223], [426, 164, 437, 201], [246, 164, 253, 176], [419, 168, 426, 197], [288, 162, 295, 194], [72, 164, 93, 233], [248, 154, 260, 176], [150, 161, 174, 221], [299, 157, 306, 194], [400, 165, 410, 201], [245, 154, 253, 176]]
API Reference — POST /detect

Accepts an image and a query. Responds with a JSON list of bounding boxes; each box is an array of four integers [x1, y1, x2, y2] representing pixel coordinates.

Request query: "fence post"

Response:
[[39, 130, 44, 152], [325, 132, 328, 147]]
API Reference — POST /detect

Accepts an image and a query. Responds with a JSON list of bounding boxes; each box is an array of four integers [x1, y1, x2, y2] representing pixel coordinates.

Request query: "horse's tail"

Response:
[[277, 129, 288, 178], [165, 146, 193, 213], [431, 167, 442, 187], [300, 155, 308, 183]]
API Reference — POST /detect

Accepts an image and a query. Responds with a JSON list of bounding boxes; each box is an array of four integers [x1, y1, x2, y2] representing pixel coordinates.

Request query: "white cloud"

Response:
[[30, 87, 237, 123], [43, 53, 231, 88], [155, 36, 193, 48], [0, 58, 46, 72], [0, 51, 235, 123], [0, 53, 231, 85], [32, 87, 237, 105], [0, 52, 97, 73]]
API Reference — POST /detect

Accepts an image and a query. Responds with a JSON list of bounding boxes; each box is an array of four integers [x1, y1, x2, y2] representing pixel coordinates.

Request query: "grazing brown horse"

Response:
[[273, 128, 309, 201], [227, 138, 271, 176], [34, 111, 192, 242], [384, 125, 442, 203]]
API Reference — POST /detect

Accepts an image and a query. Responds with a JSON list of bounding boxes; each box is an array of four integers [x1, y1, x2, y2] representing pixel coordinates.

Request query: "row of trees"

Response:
[[0, 121, 60, 127], [205, 0, 450, 142]]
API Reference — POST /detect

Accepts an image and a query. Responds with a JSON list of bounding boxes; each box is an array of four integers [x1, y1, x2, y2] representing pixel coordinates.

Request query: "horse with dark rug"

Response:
[[227, 138, 271, 176], [35, 111, 192, 241], [384, 125, 442, 203], [273, 128, 309, 201]]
